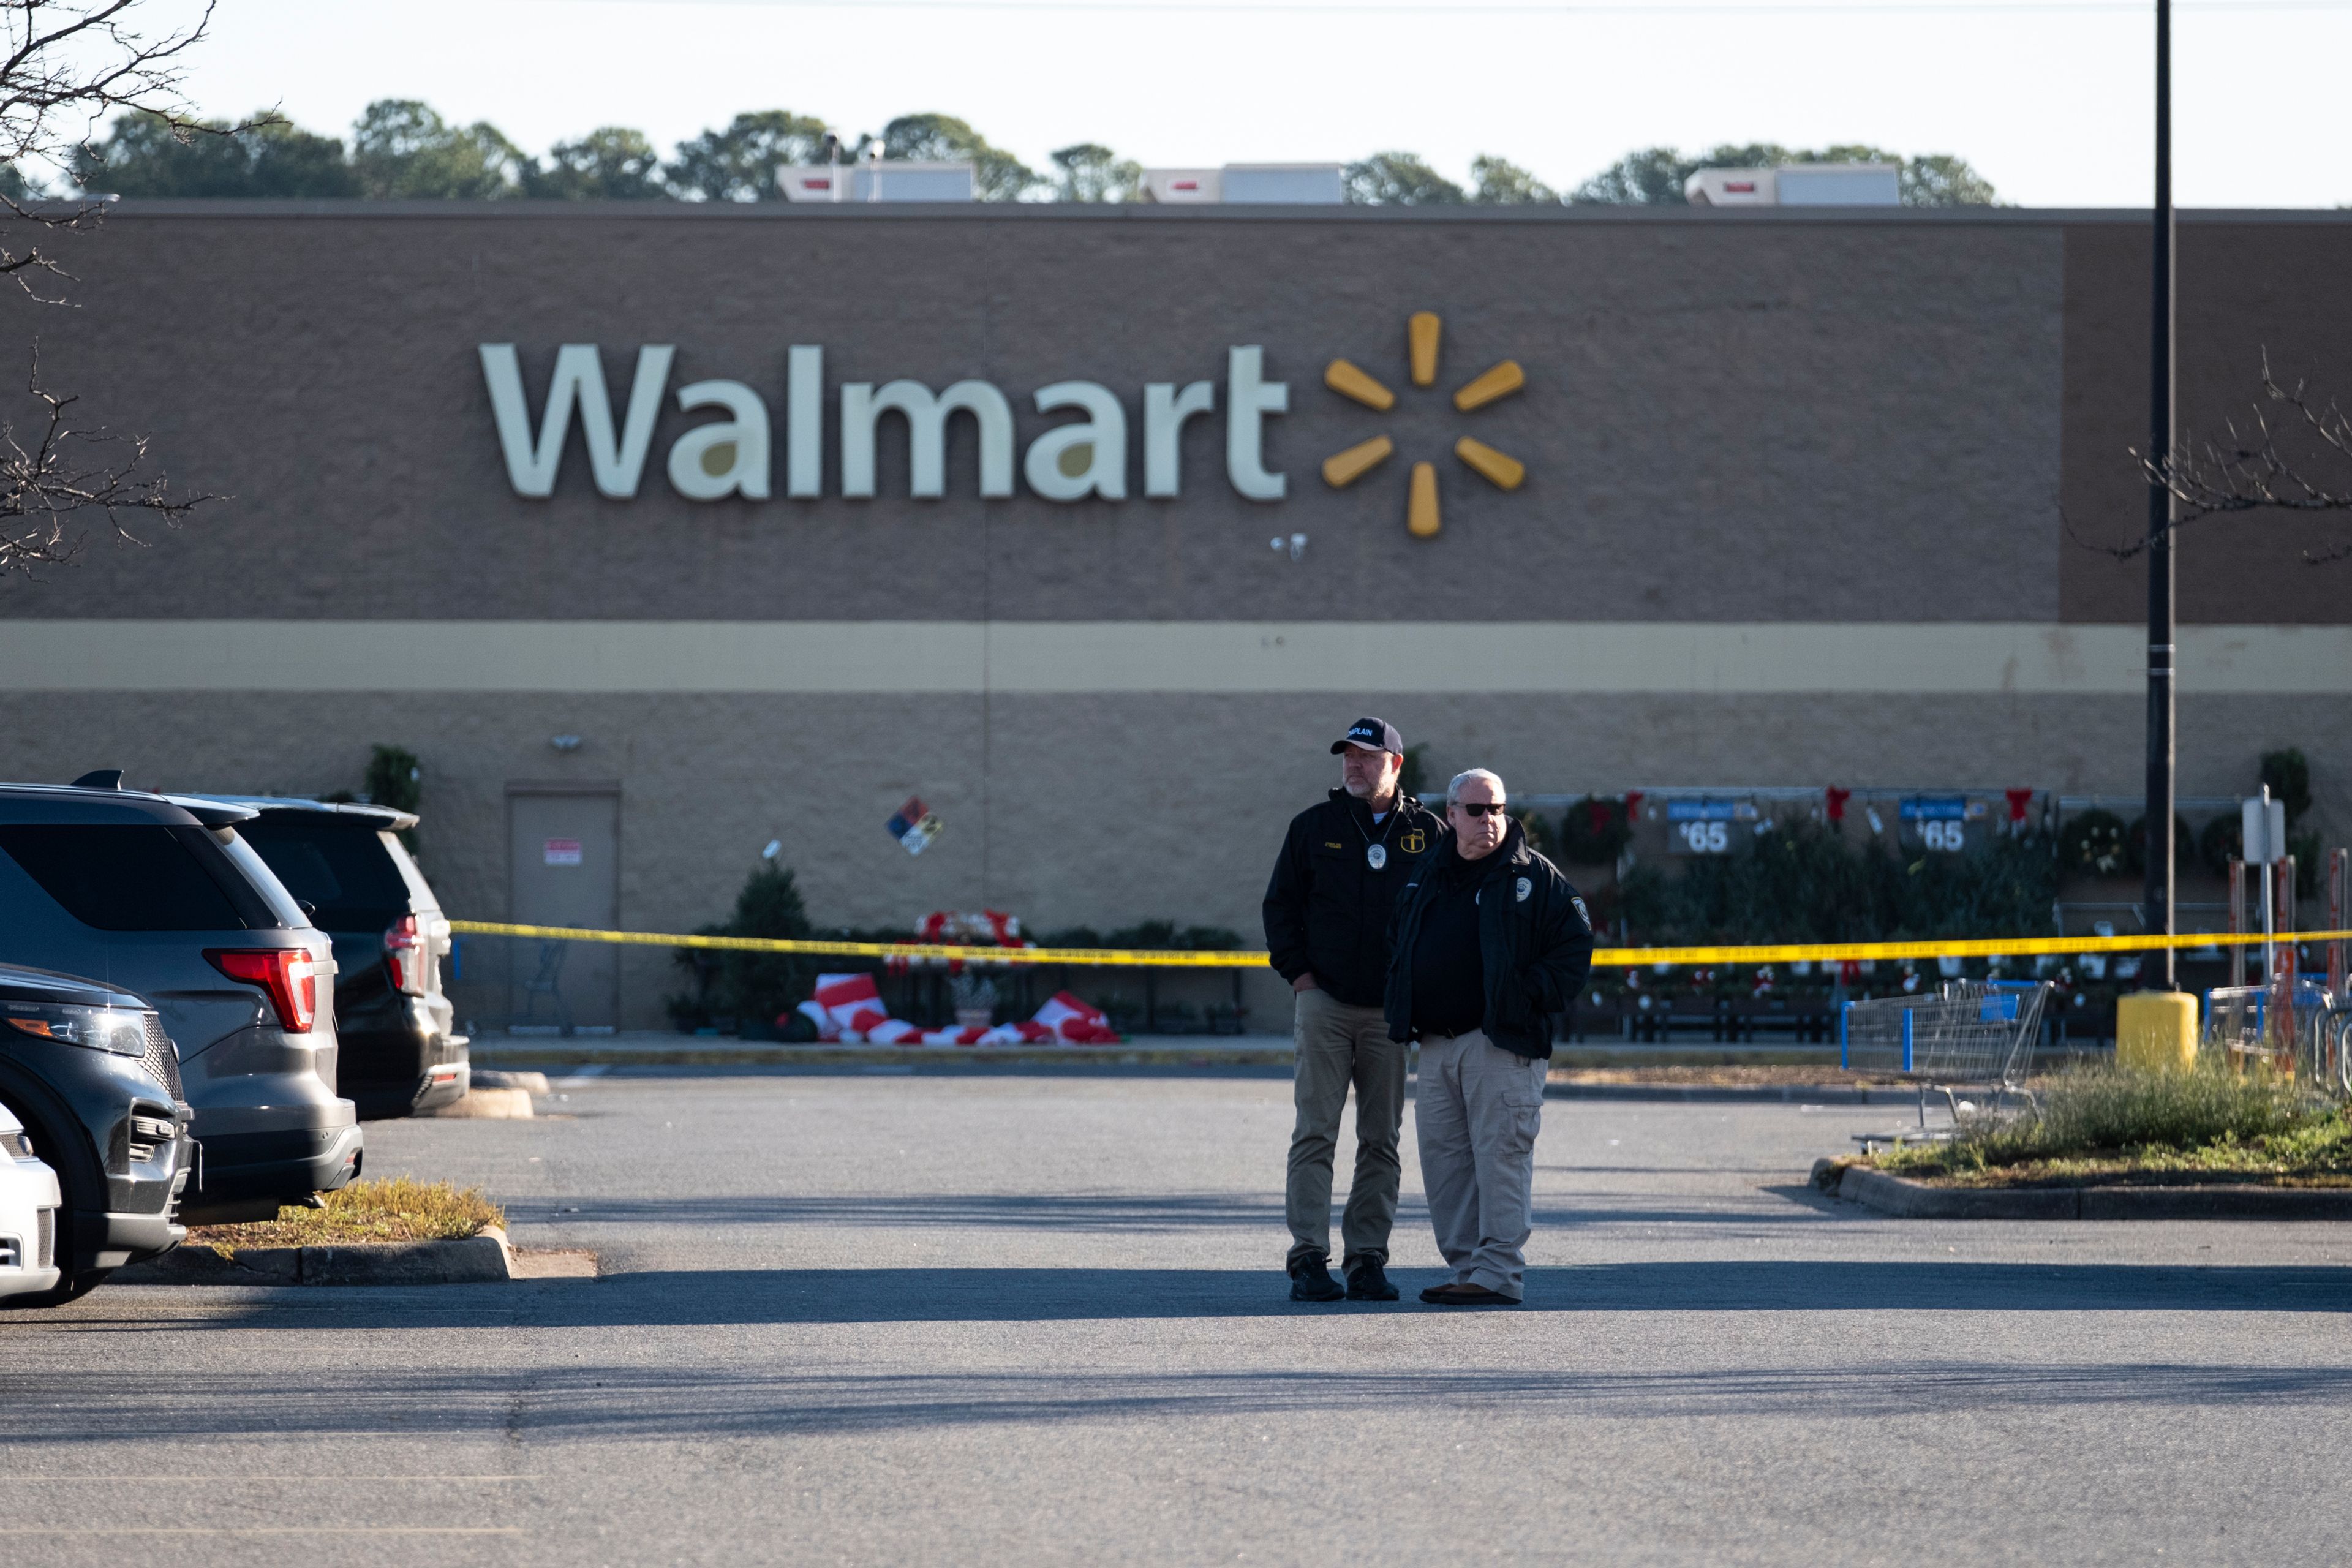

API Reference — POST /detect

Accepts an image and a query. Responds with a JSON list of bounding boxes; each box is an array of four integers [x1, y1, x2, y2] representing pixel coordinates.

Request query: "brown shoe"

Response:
[[1418, 1282, 1520, 1306]]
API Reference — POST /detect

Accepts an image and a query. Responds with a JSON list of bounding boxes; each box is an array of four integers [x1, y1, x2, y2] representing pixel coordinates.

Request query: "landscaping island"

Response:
[[119, 1178, 596, 1284], [1821, 1066, 2352, 1214]]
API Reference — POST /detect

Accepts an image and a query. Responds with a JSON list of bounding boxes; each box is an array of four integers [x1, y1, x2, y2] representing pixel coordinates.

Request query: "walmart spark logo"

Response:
[[1320, 311, 1525, 538]]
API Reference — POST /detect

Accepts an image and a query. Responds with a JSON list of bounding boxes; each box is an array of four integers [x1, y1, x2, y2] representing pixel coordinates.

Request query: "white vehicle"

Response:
[[0, 1101, 62, 1301]]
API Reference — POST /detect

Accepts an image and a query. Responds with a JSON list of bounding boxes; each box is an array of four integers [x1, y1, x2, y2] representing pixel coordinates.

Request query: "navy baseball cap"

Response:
[[1332, 717, 1404, 756]]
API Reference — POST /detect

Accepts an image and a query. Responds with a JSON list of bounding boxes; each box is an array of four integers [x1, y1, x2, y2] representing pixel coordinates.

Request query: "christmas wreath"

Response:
[[1559, 794, 1632, 865], [2059, 809, 2130, 877]]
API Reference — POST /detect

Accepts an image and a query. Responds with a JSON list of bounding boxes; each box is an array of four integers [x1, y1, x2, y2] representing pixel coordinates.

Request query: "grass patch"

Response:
[[1874, 1066, 2352, 1188], [1552, 1065, 1909, 1087], [189, 1177, 504, 1255]]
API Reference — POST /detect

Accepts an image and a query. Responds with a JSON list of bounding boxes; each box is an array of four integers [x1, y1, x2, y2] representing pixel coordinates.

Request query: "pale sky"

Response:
[[149, 0, 2352, 208]]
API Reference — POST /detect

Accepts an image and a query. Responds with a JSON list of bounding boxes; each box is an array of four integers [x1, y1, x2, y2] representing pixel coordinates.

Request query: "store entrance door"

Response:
[[507, 785, 620, 1033]]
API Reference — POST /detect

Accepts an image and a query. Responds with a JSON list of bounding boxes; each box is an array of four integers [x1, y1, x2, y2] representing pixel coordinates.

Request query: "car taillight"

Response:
[[206, 948, 317, 1033], [384, 913, 425, 995]]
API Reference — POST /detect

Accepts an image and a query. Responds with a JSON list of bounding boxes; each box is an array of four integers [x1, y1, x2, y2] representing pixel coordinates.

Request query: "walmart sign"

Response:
[[478, 344, 1292, 505]]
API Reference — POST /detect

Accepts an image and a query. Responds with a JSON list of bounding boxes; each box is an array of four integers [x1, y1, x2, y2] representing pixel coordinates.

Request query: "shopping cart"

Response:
[[2203, 982, 2352, 1097], [1841, 979, 2052, 1144]]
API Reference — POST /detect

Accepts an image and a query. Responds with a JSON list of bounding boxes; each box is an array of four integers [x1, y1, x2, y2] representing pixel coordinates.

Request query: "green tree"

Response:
[[2260, 748, 2312, 824], [1470, 154, 1555, 205], [527, 126, 667, 200], [1343, 151, 1464, 206], [1568, 145, 1706, 205], [362, 744, 423, 852], [350, 99, 530, 200], [1049, 141, 1142, 203], [872, 113, 1038, 201], [74, 110, 356, 198], [667, 109, 831, 201], [1898, 153, 2000, 206], [716, 860, 815, 1030]]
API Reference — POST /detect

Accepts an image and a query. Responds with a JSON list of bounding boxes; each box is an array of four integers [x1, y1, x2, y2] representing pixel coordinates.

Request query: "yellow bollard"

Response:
[[2116, 991, 2199, 1072]]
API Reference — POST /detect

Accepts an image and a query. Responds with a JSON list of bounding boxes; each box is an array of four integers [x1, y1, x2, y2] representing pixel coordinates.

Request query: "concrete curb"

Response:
[[1550, 1083, 1918, 1104], [419, 1087, 536, 1119], [1836, 1164, 2352, 1219], [477, 1042, 1298, 1069], [113, 1225, 553, 1284]]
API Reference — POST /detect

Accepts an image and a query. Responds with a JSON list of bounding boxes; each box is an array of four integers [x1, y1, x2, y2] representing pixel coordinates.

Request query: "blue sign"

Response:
[[1667, 799, 1752, 822], [1900, 796, 1967, 821]]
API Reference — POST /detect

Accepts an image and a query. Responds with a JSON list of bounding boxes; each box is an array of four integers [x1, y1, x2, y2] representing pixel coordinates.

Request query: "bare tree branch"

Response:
[[2093, 350, 2352, 567], [0, 2, 256, 300], [0, 345, 208, 575], [0, 1, 227, 578]]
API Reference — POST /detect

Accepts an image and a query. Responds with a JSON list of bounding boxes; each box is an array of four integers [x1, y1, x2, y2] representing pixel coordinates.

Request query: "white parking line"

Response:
[[1, 1475, 543, 1483], [13, 1527, 526, 1536]]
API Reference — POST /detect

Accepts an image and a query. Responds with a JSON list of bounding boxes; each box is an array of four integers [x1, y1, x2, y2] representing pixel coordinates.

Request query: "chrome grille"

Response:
[[36, 1207, 52, 1268], [0, 1128, 31, 1159], [141, 1013, 184, 1100]]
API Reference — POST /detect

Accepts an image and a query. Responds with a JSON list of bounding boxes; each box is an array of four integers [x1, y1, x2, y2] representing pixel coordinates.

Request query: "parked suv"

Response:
[[0, 778, 360, 1224], [0, 963, 195, 1304], [0, 1099, 63, 1303], [192, 798, 467, 1118]]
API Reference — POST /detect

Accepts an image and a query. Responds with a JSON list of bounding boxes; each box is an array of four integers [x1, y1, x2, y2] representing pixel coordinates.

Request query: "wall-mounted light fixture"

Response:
[[550, 735, 582, 752]]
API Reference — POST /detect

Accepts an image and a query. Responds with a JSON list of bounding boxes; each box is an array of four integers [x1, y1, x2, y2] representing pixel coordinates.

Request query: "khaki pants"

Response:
[[1414, 1029, 1546, 1300], [1284, 988, 1406, 1268]]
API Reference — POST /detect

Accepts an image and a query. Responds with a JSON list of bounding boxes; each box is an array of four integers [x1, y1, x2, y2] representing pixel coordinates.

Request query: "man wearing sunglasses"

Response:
[[1262, 717, 1443, 1303], [1385, 768, 1594, 1306]]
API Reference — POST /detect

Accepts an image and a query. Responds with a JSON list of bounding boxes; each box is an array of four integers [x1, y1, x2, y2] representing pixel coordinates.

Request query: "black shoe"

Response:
[[1344, 1259, 1399, 1301], [1419, 1281, 1520, 1306], [1288, 1255, 1344, 1302]]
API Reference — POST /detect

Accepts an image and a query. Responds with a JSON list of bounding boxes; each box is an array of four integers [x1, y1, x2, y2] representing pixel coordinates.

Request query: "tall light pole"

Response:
[[2145, 0, 2178, 987]]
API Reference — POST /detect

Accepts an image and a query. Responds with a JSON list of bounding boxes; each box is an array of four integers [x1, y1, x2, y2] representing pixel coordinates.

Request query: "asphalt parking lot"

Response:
[[8, 1069, 2352, 1566]]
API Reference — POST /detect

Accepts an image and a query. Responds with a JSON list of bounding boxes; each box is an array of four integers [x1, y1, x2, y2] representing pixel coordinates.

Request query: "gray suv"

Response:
[[193, 797, 468, 1119], [0, 778, 361, 1224]]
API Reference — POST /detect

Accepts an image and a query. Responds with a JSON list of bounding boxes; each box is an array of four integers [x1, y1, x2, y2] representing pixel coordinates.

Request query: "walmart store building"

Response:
[[3, 200, 2348, 1030]]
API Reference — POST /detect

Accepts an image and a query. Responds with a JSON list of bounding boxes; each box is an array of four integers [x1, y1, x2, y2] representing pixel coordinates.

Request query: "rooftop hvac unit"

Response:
[[777, 162, 976, 202], [1221, 164, 1344, 205], [1684, 163, 1901, 208], [1142, 168, 1223, 203], [1140, 164, 1344, 205], [1775, 164, 1899, 206], [1684, 167, 1777, 206]]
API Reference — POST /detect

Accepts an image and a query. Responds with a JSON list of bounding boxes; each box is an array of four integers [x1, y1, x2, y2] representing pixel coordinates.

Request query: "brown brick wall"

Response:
[[7, 203, 2067, 625], [2062, 216, 2352, 623]]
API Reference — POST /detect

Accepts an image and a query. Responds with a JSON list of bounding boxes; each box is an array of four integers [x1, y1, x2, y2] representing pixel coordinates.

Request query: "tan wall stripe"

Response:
[[3, 621, 2344, 695]]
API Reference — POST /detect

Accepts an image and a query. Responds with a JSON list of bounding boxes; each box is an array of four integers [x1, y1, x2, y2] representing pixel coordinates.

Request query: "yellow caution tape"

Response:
[[449, 919, 2352, 971]]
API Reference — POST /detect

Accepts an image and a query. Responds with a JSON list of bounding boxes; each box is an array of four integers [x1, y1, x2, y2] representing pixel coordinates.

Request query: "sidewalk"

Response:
[[470, 1030, 1300, 1069]]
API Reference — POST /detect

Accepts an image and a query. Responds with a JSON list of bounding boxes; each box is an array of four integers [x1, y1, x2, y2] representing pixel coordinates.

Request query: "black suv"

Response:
[[198, 799, 468, 1119], [0, 778, 361, 1223], [0, 963, 196, 1305]]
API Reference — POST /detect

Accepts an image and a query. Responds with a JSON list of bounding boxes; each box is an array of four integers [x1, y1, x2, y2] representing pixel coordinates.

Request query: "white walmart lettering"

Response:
[[480, 344, 1287, 503]]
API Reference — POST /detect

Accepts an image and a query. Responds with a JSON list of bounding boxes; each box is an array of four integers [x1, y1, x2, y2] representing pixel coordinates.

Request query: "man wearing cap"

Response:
[[1385, 768, 1594, 1306], [1262, 717, 1442, 1302]]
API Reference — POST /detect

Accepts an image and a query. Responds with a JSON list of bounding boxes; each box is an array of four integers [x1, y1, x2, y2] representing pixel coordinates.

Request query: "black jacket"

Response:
[[1262, 789, 1444, 1007], [1382, 820, 1596, 1060]]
